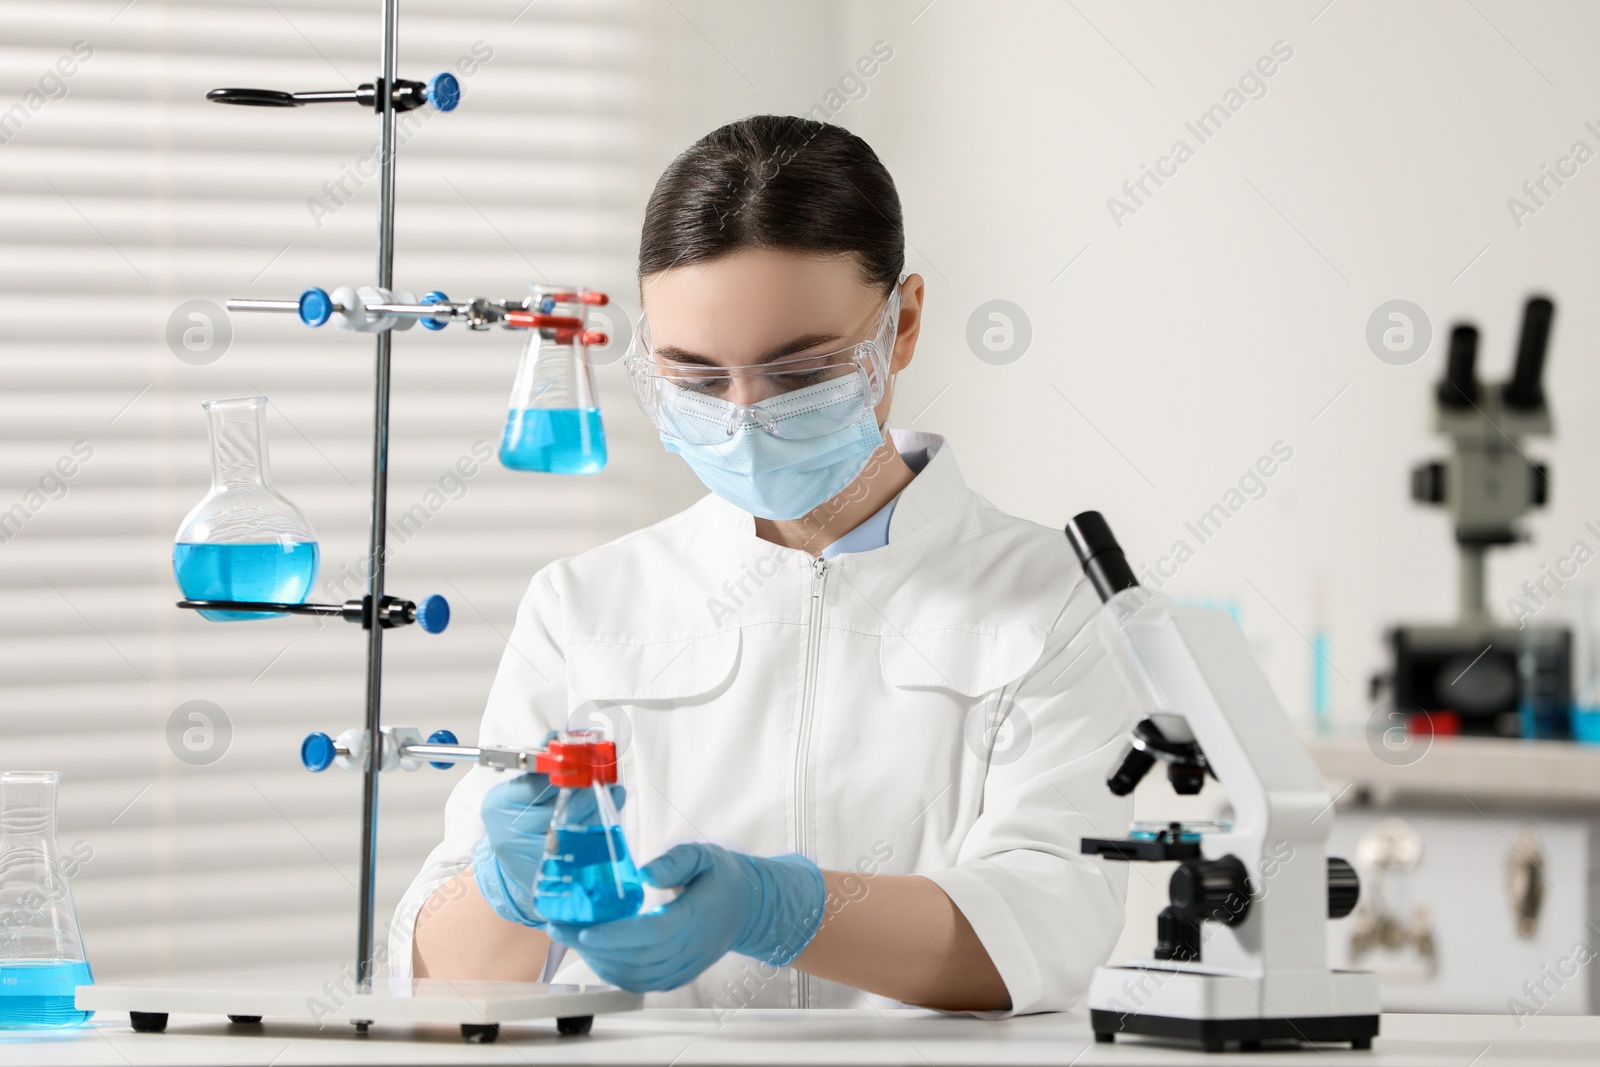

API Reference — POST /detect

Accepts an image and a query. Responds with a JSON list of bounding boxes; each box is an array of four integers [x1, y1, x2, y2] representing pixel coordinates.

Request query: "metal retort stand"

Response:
[[76, 0, 640, 1043]]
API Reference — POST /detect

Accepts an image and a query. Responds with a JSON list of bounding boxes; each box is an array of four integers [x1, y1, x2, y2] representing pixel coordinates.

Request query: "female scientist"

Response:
[[393, 115, 1134, 1015]]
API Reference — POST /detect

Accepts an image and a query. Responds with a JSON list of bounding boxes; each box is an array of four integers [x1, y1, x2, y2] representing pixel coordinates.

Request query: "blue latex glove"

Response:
[[474, 762, 626, 927], [546, 843, 826, 992]]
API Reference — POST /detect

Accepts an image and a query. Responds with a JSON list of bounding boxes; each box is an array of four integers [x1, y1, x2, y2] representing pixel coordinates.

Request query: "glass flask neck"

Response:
[[0, 769, 91, 971], [1, 771, 61, 843], [509, 286, 600, 413], [521, 334, 599, 409], [204, 396, 273, 489], [550, 783, 622, 832], [550, 787, 572, 830]]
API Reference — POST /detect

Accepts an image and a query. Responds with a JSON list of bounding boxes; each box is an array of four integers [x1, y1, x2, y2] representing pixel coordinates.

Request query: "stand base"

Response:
[[76, 973, 641, 1043], [1091, 1009, 1377, 1052]]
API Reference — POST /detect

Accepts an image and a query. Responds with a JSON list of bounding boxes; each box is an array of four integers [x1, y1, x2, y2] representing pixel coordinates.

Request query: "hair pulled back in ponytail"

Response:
[[638, 115, 904, 295]]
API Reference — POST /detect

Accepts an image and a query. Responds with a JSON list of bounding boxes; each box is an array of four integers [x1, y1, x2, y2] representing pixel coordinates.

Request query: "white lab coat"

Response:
[[389, 429, 1134, 1016]]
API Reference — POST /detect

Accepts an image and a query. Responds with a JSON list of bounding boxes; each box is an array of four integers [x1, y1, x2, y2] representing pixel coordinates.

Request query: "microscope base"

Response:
[[1088, 965, 1379, 1052]]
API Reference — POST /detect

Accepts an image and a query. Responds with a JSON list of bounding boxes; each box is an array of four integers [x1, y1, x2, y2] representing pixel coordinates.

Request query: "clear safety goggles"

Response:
[[624, 284, 901, 445]]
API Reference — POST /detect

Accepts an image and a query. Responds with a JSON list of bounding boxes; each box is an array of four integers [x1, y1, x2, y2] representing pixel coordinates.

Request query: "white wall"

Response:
[[640, 0, 1600, 730], [825, 0, 1600, 729]]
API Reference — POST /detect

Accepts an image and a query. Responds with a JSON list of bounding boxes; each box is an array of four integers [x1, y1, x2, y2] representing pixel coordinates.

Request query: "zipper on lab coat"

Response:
[[794, 554, 828, 1008]]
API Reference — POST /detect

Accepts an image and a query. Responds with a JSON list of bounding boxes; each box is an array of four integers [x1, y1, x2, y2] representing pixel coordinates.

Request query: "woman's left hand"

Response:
[[547, 843, 826, 993]]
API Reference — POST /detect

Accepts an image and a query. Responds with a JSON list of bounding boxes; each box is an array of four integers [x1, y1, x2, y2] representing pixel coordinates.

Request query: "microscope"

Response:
[[1066, 512, 1378, 1053], [1383, 296, 1568, 736]]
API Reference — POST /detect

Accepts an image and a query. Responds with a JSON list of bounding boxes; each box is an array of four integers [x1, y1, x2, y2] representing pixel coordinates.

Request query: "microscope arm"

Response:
[[1065, 512, 1354, 976]]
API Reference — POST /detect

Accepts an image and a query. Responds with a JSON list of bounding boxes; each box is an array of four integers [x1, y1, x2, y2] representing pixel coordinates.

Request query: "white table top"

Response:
[[6, 1008, 1600, 1065]]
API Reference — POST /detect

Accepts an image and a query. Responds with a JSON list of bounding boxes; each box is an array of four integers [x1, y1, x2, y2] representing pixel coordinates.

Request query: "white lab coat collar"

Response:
[[695, 429, 964, 549]]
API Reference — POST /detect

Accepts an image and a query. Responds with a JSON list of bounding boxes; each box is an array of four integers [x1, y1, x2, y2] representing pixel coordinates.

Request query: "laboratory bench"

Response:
[[1305, 733, 1600, 1015], [7, 1008, 1600, 1065], [1308, 732, 1600, 808]]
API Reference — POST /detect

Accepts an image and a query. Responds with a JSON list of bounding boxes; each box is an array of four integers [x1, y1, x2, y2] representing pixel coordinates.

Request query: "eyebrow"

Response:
[[654, 332, 845, 367]]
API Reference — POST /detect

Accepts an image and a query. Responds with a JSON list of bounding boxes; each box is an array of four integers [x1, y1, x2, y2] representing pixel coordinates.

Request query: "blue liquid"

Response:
[[1520, 697, 1572, 740], [535, 825, 644, 924], [172, 541, 319, 622], [0, 959, 94, 1028], [500, 408, 607, 474]]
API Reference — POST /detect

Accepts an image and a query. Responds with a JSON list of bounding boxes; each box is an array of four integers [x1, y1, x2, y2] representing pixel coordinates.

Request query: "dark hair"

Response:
[[638, 115, 904, 294]]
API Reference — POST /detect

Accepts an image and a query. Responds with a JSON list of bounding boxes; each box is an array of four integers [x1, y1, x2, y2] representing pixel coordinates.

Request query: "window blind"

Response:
[[0, 0, 689, 980]]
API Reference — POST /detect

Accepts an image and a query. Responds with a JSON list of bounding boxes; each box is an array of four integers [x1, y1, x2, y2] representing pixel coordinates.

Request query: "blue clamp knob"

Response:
[[419, 291, 449, 331], [301, 731, 336, 772], [425, 72, 461, 112], [426, 729, 459, 769], [298, 287, 333, 328], [415, 594, 450, 634]]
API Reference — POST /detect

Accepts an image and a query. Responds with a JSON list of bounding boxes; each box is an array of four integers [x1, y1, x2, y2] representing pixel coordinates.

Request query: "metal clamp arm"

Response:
[[227, 287, 612, 342], [176, 593, 449, 632], [207, 73, 460, 113], [301, 728, 549, 774]]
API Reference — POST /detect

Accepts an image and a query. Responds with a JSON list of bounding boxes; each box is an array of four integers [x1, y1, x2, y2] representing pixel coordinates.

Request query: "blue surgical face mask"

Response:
[[636, 279, 905, 519], [659, 375, 884, 520]]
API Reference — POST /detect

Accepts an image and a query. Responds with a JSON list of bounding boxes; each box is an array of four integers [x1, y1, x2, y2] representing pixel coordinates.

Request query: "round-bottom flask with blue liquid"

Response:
[[172, 397, 319, 620]]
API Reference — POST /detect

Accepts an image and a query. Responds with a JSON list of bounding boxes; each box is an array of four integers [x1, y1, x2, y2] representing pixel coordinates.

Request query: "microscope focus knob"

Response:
[[1327, 856, 1360, 919], [1170, 856, 1252, 926], [1410, 461, 1445, 505]]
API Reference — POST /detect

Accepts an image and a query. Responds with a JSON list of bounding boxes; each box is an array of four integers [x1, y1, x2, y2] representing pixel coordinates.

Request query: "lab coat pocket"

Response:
[[877, 624, 1047, 696], [566, 629, 742, 704]]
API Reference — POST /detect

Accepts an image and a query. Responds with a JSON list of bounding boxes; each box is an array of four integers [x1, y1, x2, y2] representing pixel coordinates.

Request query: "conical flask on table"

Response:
[[0, 771, 94, 1028], [500, 288, 608, 474], [172, 396, 320, 621]]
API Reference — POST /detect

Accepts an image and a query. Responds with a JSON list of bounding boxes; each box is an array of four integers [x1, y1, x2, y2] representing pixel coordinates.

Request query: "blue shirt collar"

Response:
[[819, 438, 933, 559]]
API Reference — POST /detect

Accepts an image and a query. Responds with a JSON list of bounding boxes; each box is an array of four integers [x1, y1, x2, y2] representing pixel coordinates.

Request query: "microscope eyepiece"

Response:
[[1503, 295, 1554, 411], [1437, 324, 1479, 409], [1107, 744, 1156, 796], [1065, 511, 1139, 604]]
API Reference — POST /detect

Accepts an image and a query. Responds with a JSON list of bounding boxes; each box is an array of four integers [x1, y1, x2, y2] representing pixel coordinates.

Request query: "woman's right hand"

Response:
[[474, 770, 561, 926]]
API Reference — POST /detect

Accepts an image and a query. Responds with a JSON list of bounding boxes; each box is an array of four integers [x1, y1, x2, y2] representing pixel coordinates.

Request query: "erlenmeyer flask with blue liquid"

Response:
[[0, 771, 95, 1028], [173, 396, 319, 621], [532, 732, 643, 925], [500, 288, 607, 474]]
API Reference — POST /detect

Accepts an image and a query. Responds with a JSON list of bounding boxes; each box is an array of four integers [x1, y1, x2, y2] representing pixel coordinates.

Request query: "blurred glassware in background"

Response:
[[0, 771, 94, 1029], [1311, 579, 1331, 733], [172, 396, 319, 621], [1518, 624, 1572, 740], [1572, 585, 1600, 743]]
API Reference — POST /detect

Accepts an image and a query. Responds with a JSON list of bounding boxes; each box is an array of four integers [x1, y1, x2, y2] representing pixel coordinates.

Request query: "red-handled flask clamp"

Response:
[[503, 309, 608, 347], [534, 736, 619, 786]]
